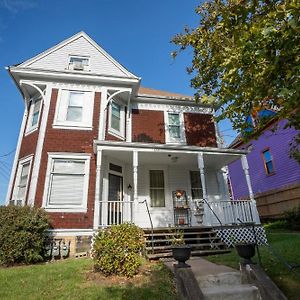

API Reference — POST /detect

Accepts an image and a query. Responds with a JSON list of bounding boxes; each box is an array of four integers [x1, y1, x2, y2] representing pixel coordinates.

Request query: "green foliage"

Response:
[[0, 205, 50, 265], [92, 223, 145, 277], [284, 205, 300, 230], [172, 0, 300, 161], [264, 220, 288, 230], [168, 229, 185, 245]]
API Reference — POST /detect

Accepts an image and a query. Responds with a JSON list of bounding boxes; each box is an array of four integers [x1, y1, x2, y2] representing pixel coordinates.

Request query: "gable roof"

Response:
[[17, 31, 138, 79], [137, 86, 193, 100]]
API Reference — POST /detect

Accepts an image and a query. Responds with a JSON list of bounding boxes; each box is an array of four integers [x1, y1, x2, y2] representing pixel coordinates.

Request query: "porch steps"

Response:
[[143, 226, 229, 260]]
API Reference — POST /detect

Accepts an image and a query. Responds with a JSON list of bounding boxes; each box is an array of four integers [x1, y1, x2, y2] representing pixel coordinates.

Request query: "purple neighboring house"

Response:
[[228, 119, 300, 220]]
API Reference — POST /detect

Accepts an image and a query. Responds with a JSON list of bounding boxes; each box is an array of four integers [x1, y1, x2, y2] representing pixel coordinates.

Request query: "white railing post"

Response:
[[133, 151, 138, 223], [93, 149, 102, 229]]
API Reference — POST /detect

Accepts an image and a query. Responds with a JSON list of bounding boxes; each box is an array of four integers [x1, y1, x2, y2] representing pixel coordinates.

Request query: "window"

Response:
[[66, 92, 84, 122], [165, 111, 186, 143], [262, 149, 275, 175], [26, 98, 42, 133], [68, 56, 89, 71], [11, 157, 32, 205], [149, 170, 165, 207], [44, 154, 90, 211], [108, 101, 125, 138], [54, 89, 93, 129], [168, 113, 180, 139], [190, 171, 203, 199]]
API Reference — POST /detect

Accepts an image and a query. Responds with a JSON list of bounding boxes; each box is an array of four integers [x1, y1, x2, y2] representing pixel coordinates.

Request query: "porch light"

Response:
[[127, 184, 132, 191], [171, 156, 178, 163]]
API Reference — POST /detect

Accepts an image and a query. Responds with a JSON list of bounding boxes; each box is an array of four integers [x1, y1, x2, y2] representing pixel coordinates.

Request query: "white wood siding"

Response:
[[26, 36, 129, 77]]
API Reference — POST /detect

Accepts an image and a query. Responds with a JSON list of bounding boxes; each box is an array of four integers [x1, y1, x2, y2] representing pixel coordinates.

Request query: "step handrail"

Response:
[[139, 199, 154, 254]]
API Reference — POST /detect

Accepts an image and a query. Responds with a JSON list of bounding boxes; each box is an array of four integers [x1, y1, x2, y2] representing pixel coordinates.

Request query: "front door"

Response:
[[108, 173, 123, 225]]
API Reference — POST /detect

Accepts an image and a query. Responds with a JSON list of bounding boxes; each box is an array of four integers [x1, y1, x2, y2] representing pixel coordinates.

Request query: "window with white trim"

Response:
[[149, 170, 165, 207], [26, 97, 42, 133], [190, 171, 203, 200], [11, 157, 32, 206], [44, 155, 90, 211], [68, 56, 90, 71], [108, 101, 125, 138], [165, 111, 186, 143], [54, 89, 93, 129]]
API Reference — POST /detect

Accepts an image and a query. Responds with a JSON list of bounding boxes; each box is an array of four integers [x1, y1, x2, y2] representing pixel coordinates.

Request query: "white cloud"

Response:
[[0, 0, 36, 13]]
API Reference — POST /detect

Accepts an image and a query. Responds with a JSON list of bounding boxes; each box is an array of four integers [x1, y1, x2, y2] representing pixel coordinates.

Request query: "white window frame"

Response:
[[164, 111, 186, 144], [149, 169, 166, 208], [189, 170, 203, 200], [25, 96, 42, 135], [42, 153, 90, 212], [11, 156, 33, 206], [53, 89, 94, 130], [67, 55, 90, 71], [108, 100, 125, 139]]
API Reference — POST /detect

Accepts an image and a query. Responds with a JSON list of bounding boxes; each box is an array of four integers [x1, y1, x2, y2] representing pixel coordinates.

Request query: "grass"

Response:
[[206, 229, 300, 300], [0, 258, 178, 300]]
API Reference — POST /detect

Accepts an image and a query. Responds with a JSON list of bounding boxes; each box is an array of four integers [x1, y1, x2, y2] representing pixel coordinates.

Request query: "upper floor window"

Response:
[[68, 56, 90, 71], [26, 97, 42, 133], [108, 101, 125, 139], [165, 111, 186, 144], [54, 89, 93, 129], [149, 170, 165, 207], [10, 156, 32, 206], [262, 149, 275, 175], [43, 154, 90, 212]]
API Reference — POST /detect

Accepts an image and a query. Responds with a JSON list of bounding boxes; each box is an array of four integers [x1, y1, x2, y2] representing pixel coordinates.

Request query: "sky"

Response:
[[0, 0, 237, 204]]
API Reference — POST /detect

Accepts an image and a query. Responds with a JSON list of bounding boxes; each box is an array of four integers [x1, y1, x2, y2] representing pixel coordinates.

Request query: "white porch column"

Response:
[[197, 152, 207, 200], [241, 155, 254, 201], [93, 149, 103, 229], [132, 151, 138, 223]]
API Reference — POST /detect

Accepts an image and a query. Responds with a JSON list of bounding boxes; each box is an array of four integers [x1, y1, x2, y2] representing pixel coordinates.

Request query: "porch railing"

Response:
[[99, 200, 133, 226], [204, 200, 260, 226]]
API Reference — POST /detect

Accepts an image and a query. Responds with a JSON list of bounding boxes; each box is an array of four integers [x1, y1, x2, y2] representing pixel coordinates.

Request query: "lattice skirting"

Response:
[[214, 225, 267, 247]]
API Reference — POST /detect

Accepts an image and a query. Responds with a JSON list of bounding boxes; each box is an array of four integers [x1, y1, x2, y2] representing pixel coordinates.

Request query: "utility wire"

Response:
[[0, 149, 15, 158]]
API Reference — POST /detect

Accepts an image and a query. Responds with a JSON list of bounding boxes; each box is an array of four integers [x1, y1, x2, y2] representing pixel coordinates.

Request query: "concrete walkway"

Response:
[[164, 257, 260, 300]]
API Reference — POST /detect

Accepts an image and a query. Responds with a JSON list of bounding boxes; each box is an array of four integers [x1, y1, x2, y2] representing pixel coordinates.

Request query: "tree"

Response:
[[172, 0, 299, 161]]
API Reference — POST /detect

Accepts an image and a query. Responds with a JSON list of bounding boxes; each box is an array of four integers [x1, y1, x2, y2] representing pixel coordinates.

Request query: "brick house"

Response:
[[6, 32, 262, 253]]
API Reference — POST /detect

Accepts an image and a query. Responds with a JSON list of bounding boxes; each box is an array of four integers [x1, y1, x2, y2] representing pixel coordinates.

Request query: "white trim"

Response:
[[164, 111, 186, 144], [42, 153, 91, 212], [27, 84, 51, 206], [132, 102, 212, 114], [98, 87, 107, 140], [18, 31, 138, 78], [11, 155, 33, 205], [6, 109, 28, 205], [93, 149, 103, 229]]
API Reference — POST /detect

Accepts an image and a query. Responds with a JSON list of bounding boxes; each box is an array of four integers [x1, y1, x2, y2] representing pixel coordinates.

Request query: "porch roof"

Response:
[[93, 141, 247, 168]]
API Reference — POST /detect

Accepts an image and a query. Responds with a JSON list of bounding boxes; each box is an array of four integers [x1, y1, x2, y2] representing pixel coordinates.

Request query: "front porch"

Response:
[[93, 141, 260, 229]]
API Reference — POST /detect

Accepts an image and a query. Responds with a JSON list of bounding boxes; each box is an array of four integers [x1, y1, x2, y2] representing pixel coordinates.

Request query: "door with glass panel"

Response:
[[108, 174, 123, 225]]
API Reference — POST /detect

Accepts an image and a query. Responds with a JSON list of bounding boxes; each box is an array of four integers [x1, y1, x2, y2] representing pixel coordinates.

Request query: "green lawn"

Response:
[[0, 258, 178, 300], [206, 230, 300, 300]]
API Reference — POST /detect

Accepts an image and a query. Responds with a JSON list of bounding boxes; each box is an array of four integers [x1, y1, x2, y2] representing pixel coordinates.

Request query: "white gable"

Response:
[[18, 32, 137, 78]]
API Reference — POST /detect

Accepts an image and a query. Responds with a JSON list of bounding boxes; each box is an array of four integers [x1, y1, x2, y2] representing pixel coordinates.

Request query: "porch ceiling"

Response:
[[101, 146, 243, 169]]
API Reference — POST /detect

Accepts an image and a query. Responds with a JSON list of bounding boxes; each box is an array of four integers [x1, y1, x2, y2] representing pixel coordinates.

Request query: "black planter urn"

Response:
[[235, 243, 256, 265], [171, 245, 191, 268]]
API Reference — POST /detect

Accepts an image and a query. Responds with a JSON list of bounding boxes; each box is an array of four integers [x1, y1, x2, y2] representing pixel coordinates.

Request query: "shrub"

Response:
[[264, 220, 288, 230], [285, 206, 300, 230], [92, 223, 145, 277], [0, 205, 49, 265]]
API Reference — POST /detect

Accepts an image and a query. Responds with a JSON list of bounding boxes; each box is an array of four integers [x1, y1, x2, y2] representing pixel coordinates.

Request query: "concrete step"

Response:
[[201, 284, 261, 300], [196, 272, 241, 289]]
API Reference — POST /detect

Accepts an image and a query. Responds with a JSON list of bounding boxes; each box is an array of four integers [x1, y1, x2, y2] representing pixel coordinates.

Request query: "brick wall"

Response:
[[184, 113, 217, 147], [132, 109, 165, 143], [34, 89, 101, 229]]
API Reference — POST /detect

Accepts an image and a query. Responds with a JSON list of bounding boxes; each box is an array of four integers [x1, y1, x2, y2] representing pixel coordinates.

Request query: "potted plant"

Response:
[[170, 230, 191, 268], [234, 242, 256, 265]]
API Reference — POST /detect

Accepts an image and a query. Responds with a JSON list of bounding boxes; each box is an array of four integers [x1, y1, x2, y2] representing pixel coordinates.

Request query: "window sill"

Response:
[[24, 126, 39, 136], [108, 129, 125, 140], [44, 207, 87, 213], [52, 124, 93, 131]]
